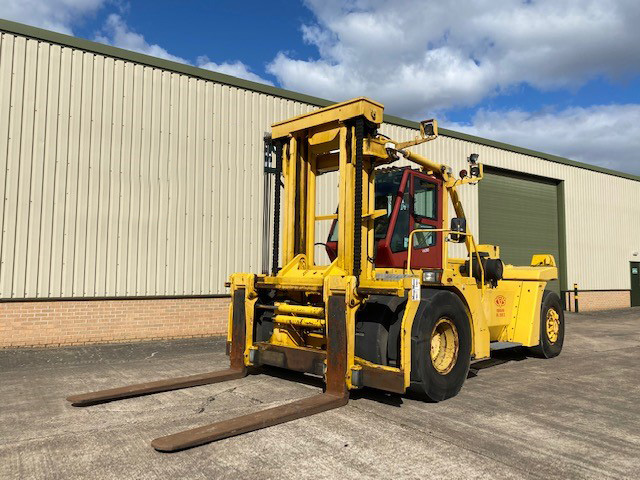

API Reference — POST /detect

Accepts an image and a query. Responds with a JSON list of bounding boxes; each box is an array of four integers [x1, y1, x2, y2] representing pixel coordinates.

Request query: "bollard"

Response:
[[573, 283, 579, 313]]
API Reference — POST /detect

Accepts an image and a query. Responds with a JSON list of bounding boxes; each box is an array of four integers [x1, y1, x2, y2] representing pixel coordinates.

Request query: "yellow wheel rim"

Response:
[[546, 308, 560, 344], [430, 318, 459, 375]]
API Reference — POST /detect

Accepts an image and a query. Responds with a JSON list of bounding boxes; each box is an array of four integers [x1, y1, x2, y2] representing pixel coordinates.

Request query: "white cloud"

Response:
[[95, 14, 189, 63], [1, 1, 274, 85], [0, 0, 105, 35], [197, 57, 274, 86], [95, 16, 273, 85], [3, 0, 636, 175], [268, 0, 640, 118], [450, 105, 640, 174]]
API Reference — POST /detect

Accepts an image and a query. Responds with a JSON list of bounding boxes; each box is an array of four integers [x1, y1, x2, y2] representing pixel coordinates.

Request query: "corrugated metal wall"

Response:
[[1, 30, 639, 298], [0, 32, 314, 298]]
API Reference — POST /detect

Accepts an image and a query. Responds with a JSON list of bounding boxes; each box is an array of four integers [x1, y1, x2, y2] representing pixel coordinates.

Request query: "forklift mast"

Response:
[[272, 100, 378, 279], [266, 98, 461, 278]]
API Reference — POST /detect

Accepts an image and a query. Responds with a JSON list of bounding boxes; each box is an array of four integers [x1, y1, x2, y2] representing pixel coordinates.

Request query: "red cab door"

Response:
[[407, 172, 442, 269], [376, 170, 442, 270]]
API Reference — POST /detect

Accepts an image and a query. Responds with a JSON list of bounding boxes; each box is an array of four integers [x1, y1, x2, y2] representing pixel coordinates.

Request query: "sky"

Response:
[[1, 0, 639, 175]]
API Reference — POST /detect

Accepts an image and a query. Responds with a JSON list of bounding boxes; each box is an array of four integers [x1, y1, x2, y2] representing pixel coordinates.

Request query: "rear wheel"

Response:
[[529, 290, 564, 358], [409, 291, 471, 402]]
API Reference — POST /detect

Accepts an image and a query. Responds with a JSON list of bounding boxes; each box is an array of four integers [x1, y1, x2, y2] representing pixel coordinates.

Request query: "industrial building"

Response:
[[0, 18, 639, 348]]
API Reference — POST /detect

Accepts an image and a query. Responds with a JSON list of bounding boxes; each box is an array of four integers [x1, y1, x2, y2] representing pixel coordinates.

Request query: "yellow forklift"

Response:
[[68, 98, 564, 451]]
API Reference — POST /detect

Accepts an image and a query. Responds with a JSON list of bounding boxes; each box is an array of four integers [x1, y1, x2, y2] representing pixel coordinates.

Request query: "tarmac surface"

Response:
[[1, 308, 639, 480]]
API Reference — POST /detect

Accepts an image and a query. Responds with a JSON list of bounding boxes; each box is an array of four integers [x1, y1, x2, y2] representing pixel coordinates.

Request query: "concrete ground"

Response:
[[1, 309, 639, 480]]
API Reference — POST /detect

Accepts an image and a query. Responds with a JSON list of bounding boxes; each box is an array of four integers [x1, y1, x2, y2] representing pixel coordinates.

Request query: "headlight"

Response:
[[422, 269, 443, 284]]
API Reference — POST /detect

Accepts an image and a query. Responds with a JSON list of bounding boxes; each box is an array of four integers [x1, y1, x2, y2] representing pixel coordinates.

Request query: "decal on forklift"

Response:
[[411, 278, 421, 301], [495, 295, 507, 318]]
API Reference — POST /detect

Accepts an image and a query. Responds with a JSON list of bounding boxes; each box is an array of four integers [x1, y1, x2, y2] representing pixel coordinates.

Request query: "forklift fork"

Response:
[[66, 368, 247, 407], [66, 292, 349, 452], [152, 392, 348, 451]]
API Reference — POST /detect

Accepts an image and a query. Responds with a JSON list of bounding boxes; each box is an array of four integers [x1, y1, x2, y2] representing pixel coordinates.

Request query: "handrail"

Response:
[[406, 228, 485, 290]]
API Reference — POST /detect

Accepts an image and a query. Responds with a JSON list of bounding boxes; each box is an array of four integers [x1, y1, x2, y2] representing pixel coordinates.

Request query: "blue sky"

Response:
[[74, 1, 320, 82], [2, 0, 639, 174]]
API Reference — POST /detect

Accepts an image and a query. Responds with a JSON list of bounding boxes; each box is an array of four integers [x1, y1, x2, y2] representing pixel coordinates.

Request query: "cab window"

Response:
[[329, 170, 404, 244], [391, 192, 411, 252], [374, 170, 404, 240], [412, 178, 437, 248], [414, 178, 437, 220]]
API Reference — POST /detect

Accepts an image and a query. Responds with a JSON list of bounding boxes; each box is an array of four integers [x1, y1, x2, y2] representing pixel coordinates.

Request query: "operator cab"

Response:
[[326, 167, 443, 269]]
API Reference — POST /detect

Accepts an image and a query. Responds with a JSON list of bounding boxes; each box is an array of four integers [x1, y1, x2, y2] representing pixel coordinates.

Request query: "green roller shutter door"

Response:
[[479, 169, 562, 294]]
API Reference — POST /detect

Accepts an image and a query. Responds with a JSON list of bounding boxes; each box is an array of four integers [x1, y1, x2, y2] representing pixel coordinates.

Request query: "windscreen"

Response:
[[373, 169, 404, 240], [328, 169, 404, 242]]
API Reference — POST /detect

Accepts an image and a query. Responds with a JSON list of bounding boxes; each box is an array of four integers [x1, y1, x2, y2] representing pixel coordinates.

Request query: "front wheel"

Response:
[[528, 290, 564, 358], [409, 291, 472, 402]]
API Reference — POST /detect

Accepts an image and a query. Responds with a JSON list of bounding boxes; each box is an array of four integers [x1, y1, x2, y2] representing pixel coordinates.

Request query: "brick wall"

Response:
[[564, 290, 630, 312], [0, 297, 230, 348], [1, 290, 632, 348]]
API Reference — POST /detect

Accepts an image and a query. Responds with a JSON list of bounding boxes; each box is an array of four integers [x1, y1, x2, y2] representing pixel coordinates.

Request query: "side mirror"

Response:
[[450, 217, 467, 243]]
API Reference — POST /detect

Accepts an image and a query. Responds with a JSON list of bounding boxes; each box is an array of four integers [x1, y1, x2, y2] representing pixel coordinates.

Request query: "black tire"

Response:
[[529, 290, 564, 358], [409, 290, 472, 402], [355, 319, 389, 365]]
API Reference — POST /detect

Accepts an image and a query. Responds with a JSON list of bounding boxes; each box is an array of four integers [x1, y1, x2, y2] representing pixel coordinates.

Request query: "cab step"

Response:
[[489, 341, 522, 351]]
